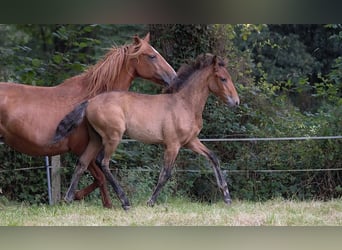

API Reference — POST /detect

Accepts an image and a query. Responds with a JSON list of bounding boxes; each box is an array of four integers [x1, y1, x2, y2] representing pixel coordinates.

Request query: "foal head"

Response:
[[207, 55, 240, 107], [127, 33, 177, 86]]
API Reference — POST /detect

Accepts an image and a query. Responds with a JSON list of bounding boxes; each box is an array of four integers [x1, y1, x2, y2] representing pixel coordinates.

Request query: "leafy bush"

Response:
[[1, 24, 341, 205]]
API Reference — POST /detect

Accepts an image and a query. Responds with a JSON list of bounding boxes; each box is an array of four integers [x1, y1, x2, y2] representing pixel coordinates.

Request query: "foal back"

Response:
[[85, 91, 195, 146]]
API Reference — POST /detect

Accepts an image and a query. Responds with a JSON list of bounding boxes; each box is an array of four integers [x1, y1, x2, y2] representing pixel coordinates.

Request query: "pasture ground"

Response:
[[0, 197, 341, 226]]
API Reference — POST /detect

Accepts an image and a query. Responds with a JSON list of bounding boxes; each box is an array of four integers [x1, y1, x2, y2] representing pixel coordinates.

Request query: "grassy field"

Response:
[[1, 197, 342, 226]]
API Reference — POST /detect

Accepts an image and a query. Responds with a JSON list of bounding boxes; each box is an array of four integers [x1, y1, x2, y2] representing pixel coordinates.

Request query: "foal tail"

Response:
[[52, 101, 89, 144]]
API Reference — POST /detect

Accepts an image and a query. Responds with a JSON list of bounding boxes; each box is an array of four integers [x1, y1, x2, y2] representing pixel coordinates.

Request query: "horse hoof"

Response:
[[104, 203, 113, 209], [74, 190, 84, 200], [64, 196, 73, 204]]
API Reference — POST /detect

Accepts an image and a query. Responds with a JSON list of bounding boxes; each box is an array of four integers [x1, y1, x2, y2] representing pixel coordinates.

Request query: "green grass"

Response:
[[1, 197, 342, 226]]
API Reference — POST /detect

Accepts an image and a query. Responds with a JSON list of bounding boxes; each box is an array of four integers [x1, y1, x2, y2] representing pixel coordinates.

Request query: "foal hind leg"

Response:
[[64, 139, 102, 203], [147, 145, 180, 207], [185, 138, 231, 205]]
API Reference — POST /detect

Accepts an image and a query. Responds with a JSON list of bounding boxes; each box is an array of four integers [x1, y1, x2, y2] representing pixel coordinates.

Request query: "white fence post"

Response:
[[51, 155, 61, 204]]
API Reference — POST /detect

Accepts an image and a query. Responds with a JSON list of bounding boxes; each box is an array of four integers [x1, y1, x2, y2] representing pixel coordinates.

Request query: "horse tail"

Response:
[[52, 101, 89, 144]]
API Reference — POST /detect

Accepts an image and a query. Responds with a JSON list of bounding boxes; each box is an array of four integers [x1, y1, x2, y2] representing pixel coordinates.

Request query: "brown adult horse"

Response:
[[53, 53, 240, 209], [0, 33, 176, 208]]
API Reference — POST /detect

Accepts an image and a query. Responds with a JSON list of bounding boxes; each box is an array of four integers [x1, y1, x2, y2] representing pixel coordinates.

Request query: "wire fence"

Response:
[[1, 135, 342, 174], [1, 136, 341, 205]]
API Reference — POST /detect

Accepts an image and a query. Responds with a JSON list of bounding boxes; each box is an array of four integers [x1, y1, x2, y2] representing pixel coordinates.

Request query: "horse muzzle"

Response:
[[226, 96, 240, 107], [161, 70, 177, 86]]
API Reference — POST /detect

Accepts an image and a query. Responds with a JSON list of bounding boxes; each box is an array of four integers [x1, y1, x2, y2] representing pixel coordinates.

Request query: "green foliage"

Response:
[[0, 146, 48, 204], [1, 24, 341, 205], [149, 24, 213, 69]]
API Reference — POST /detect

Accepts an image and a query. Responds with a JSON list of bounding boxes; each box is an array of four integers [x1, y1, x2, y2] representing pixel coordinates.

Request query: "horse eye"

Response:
[[220, 77, 227, 82], [148, 54, 156, 59]]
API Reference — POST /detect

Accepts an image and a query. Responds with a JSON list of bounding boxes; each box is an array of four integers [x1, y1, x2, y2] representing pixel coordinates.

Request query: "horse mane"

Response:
[[163, 53, 225, 94], [83, 41, 143, 97]]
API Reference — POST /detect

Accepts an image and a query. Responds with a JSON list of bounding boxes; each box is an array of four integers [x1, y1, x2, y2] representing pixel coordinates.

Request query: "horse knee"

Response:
[[95, 172, 106, 187]]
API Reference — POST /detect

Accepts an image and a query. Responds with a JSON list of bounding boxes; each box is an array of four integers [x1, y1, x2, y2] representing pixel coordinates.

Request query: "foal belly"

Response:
[[126, 126, 163, 144]]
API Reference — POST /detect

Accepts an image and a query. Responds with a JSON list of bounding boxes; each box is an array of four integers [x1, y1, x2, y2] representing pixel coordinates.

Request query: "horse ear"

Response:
[[143, 32, 150, 43], [133, 34, 141, 45], [213, 55, 218, 64]]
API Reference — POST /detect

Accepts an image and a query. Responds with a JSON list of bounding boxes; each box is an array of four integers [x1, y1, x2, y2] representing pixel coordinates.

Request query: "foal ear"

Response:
[[213, 55, 219, 71]]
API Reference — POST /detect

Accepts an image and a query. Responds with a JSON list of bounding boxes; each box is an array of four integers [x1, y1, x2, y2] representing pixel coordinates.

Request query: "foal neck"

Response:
[[175, 68, 211, 116]]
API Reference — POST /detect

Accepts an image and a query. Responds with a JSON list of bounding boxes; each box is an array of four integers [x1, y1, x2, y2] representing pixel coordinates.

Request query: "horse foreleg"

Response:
[[147, 145, 179, 207], [74, 160, 113, 209], [185, 138, 231, 205]]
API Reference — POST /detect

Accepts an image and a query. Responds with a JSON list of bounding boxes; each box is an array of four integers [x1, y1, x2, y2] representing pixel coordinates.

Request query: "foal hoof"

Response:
[[103, 203, 113, 209], [224, 198, 232, 206], [146, 199, 155, 207], [122, 205, 131, 211]]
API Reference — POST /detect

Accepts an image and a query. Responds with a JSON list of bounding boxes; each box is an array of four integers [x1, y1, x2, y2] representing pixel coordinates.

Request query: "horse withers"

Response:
[[53, 54, 239, 209], [0, 33, 176, 208]]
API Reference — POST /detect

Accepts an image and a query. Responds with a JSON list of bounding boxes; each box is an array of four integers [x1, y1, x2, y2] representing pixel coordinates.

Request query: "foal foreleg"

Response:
[[185, 138, 231, 205], [147, 145, 179, 207], [99, 140, 131, 211]]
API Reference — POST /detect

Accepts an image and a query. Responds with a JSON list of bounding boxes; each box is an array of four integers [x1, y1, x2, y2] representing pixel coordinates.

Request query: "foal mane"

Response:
[[83, 40, 144, 97], [163, 53, 225, 94]]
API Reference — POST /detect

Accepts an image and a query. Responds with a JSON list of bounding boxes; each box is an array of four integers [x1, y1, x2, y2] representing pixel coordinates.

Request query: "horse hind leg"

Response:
[[74, 158, 113, 209], [64, 138, 102, 203]]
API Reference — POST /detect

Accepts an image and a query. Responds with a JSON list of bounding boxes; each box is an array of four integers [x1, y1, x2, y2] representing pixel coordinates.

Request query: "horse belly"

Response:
[[0, 106, 70, 156], [3, 136, 69, 156]]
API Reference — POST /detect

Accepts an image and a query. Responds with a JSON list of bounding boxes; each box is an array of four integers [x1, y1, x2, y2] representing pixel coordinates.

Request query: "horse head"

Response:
[[127, 33, 177, 86]]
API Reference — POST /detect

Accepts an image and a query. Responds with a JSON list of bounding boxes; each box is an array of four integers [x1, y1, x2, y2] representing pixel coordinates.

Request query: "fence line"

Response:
[[108, 167, 342, 174], [1, 135, 342, 146], [120, 135, 342, 143], [1, 135, 341, 175], [2, 165, 342, 175], [0, 166, 45, 173]]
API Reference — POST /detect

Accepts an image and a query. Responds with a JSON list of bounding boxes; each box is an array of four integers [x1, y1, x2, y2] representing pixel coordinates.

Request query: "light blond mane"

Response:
[[83, 40, 144, 97]]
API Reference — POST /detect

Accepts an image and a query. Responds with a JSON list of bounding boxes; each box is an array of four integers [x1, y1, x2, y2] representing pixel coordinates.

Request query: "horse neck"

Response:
[[53, 68, 134, 105], [78, 65, 135, 99], [176, 69, 211, 117], [81, 46, 137, 98]]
